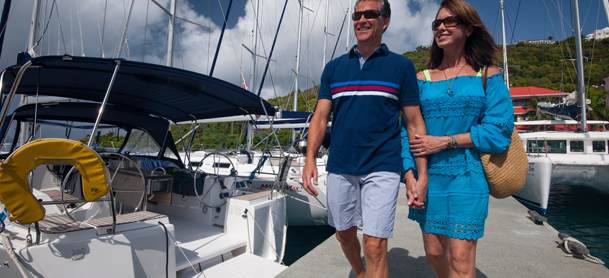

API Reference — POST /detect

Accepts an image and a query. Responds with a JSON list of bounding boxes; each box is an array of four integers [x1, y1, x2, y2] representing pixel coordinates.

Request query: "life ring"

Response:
[[0, 139, 109, 224]]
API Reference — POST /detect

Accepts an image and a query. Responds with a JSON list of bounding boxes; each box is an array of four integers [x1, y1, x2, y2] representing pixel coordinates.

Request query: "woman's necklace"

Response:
[[442, 64, 466, 97]]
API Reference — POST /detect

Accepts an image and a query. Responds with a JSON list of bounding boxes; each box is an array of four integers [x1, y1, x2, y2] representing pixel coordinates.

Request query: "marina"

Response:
[[0, 0, 607, 277], [278, 187, 609, 277]]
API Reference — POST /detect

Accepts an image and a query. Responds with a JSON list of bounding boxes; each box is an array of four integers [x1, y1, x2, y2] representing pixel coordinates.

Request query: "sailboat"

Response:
[[513, 0, 609, 213], [0, 0, 289, 277]]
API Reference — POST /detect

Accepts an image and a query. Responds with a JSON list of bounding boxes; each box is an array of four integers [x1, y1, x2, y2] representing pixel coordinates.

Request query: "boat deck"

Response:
[[278, 187, 609, 277], [169, 216, 247, 271]]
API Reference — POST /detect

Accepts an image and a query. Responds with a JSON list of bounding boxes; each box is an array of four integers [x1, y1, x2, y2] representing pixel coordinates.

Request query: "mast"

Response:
[[28, 0, 41, 56], [292, 0, 304, 142], [322, 0, 329, 66], [249, 0, 260, 93], [604, 0, 609, 28], [346, 0, 352, 52], [166, 0, 177, 67], [294, 1, 303, 113], [0, 0, 13, 60], [501, 0, 509, 88], [571, 0, 587, 132]]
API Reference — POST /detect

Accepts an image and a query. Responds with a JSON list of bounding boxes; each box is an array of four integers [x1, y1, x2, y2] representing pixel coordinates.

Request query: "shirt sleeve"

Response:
[[400, 58, 420, 106], [470, 73, 515, 153], [400, 115, 417, 176], [318, 61, 333, 100]]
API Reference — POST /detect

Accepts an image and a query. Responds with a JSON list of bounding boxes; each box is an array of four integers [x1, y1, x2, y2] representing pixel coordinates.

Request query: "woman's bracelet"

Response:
[[450, 135, 458, 150], [445, 135, 458, 151]]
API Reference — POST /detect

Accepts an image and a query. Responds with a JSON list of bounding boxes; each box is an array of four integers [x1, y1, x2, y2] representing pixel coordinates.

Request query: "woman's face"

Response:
[[434, 8, 471, 50]]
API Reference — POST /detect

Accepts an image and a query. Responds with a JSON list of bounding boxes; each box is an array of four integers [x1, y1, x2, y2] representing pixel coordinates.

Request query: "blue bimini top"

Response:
[[318, 44, 420, 175]]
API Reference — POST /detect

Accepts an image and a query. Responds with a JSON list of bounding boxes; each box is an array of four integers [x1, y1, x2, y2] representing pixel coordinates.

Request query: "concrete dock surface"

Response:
[[278, 187, 609, 277]]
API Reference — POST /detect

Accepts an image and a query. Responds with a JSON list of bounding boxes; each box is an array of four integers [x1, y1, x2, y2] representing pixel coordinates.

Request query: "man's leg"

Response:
[[326, 173, 364, 277], [363, 235, 388, 278], [336, 226, 365, 278], [360, 171, 400, 278]]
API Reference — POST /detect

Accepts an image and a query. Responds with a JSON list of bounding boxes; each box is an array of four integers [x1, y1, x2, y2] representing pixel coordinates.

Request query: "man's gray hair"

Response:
[[354, 0, 391, 19]]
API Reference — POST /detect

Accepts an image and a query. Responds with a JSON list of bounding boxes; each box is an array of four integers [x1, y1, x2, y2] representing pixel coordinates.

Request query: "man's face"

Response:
[[353, 1, 389, 45]]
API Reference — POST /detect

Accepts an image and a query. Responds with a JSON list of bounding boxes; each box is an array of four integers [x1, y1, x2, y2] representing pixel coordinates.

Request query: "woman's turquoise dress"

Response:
[[401, 72, 514, 240]]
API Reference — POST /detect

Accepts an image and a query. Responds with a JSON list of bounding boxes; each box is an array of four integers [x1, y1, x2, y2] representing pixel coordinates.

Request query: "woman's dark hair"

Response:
[[427, 0, 498, 71]]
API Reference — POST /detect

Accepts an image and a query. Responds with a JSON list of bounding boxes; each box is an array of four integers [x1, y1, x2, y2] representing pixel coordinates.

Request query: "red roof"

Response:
[[514, 107, 535, 114], [510, 87, 569, 97]]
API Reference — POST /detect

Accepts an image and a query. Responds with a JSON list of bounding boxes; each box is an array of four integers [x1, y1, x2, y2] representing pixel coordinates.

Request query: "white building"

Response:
[[585, 27, 609, 41], [527, 39, 553, 45]]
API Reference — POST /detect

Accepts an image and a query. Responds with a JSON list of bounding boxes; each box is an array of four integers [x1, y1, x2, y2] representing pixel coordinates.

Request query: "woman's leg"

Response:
[[422, 231, 450, 278], [446, 237, 478, 278]]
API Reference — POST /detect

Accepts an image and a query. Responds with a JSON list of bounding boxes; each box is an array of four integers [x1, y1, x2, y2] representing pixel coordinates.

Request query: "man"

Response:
[[302, 0, 428, 277]]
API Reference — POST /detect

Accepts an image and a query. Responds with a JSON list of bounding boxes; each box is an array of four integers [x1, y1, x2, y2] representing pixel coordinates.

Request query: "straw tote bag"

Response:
[[479, 67, 529, 199]]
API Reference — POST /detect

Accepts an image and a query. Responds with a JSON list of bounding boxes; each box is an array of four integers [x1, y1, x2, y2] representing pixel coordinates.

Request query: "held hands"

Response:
[[410, 134, 449, 157], [302, 158, 319, 197], [405, 170, 427, 209]]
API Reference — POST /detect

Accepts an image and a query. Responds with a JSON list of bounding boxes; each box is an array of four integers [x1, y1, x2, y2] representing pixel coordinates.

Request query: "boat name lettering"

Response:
[[259, 184, 301, 191]]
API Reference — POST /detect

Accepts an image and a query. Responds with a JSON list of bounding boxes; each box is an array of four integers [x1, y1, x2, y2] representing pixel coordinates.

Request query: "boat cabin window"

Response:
[[593, 141, 606, 153], [123, 129, 161, 156], [527, 140, 566, 153], [569, 141, 584, 152]]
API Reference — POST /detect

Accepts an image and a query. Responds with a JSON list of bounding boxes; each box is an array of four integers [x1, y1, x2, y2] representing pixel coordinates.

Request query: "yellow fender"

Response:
[[0, 139, 110, 224]]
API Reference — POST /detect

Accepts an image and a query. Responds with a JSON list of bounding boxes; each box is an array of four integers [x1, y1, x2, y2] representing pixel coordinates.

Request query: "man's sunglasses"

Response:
[[352, 10, 385, 21], [432, 16, 462, 31]]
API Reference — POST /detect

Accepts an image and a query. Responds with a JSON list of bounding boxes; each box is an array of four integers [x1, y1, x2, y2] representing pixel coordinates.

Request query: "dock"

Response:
[[278, 187, 609, 277]]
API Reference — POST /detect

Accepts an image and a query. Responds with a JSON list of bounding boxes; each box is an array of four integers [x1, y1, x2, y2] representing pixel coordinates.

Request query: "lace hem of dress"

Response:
[[482, 116, 514, 138], [428, 149, 484, 176], [421, 95, 485, 119], [409, 211, 486, 240]]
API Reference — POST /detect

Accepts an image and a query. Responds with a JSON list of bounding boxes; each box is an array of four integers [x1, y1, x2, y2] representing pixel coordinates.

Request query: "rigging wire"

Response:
[[0, 0, 20, 40], [508, 0, 521, 45], [93, 0, 105, 57], [113, 0, 129, 59], [101, 0, 107, 57], [543, 0, 576, 90], [142, 0, 150, 62], [586, 0, 601, 92], [216, 0, 246, 77], [76, 0, 84, 56], [32, 0, 57, 53], [175, 25, 186, 69]]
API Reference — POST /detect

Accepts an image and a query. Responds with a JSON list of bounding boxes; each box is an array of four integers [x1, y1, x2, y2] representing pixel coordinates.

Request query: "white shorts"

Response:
[[326, 171, 401, 238]]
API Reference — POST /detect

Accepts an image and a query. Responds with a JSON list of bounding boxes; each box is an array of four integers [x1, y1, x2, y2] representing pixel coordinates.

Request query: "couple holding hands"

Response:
[[302, 0, 514, 277]]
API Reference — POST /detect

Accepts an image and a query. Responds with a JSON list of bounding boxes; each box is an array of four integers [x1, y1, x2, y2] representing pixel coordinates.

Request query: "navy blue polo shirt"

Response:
[[318, 44, 419, 175]]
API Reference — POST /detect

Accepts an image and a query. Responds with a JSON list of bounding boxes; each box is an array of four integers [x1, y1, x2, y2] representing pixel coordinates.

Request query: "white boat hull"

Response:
[[514, 156, 553, 213], [248, 179, 328, 226]]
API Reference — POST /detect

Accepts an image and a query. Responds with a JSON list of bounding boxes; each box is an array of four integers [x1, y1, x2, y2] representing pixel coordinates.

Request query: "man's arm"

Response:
[[402, 105, 428, 208], [302, 99, 332, 197]]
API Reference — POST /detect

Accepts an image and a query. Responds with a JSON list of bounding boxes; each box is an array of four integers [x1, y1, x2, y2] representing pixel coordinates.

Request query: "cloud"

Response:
[[0, 0, 439, 109]]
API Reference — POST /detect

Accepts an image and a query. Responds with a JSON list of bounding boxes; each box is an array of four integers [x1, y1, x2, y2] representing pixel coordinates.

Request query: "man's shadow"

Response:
[[348, 248, 488, 277]]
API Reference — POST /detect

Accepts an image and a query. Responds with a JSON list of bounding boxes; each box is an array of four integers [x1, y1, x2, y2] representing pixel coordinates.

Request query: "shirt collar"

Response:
[[350, 43, 389, 57]]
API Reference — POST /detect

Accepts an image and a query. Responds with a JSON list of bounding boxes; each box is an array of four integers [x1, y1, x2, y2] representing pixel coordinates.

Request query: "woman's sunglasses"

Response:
[[352, 10, 385, 21], [432, 16, 462, 31]]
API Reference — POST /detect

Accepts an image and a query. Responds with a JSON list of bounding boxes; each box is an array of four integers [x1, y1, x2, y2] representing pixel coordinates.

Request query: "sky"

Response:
[[0, 0, 607, 107]]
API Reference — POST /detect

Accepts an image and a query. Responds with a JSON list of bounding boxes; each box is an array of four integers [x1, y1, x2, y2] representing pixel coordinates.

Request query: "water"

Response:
[[545, 184, 609, 267], [282, 225, 336, 266]]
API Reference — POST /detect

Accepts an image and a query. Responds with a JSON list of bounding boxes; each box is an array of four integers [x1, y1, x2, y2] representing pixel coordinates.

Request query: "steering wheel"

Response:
[[98, 152, 147, 214], [193, 152, 237, 205]]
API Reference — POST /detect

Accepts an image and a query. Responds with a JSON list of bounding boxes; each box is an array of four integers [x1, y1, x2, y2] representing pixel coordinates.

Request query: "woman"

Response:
[[401, 0, 514, 277]]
